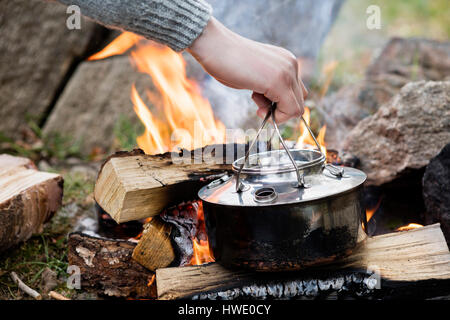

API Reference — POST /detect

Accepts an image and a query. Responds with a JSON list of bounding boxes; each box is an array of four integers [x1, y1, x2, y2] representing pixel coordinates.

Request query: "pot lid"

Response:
[[198, 149, 367, 207]]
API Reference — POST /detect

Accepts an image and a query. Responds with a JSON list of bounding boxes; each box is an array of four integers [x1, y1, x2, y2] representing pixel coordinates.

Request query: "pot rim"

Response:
[[231, 149, 325, 175]]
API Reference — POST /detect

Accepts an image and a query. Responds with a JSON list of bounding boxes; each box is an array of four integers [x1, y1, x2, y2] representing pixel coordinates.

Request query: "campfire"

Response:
[[1, 0, 449, 304], [60, 32, 449, 301]]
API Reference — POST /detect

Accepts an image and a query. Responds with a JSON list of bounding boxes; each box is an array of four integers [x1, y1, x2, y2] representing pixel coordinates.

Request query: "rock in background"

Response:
[[423, 143, 450, 245], [322, 38, 450, 150], [43, 56, 149, 154], [0, 0, 102, 138], [342, 80, 450, 186]]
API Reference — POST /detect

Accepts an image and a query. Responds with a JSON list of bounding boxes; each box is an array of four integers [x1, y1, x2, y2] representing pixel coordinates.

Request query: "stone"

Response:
[[342, 81, 450, 186], [360, 38, 450, 113], [322, 38, 450, 150], [40, 268, 59, 293], [423, 143, 450, 245], [0, 0, 100, 138], [43, 56, 151, 154]]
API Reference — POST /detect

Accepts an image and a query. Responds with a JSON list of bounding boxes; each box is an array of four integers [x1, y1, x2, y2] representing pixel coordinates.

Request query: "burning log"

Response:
[[67, 232, 156, 299], [94, 145, 242, 223], [132, 200, 213, 271], [156, 224, 450, 300], [0, 154, 63, 252]]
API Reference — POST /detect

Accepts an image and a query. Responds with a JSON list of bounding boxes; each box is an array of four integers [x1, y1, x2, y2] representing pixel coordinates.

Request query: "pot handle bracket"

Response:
[[236, 103, 326, 192]]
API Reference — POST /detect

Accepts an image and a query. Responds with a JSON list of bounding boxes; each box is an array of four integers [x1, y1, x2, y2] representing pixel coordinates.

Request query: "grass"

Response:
[[0, 231, 71, 299], [63, 172, 95, 205], [0, 167, 96, 300], [113, 114, 144, 151]]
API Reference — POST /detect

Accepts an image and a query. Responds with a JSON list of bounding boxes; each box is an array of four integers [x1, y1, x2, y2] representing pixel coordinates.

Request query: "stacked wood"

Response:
[[67, 232, 156, 299], [94, 145, 242, 223], [156, 224, 450, 300], [0, 154, 63, 251]]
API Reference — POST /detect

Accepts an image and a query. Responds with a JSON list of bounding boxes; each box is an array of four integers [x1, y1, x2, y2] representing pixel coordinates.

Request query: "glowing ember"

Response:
[[295, 107, 327, 157], [147, 274, 156, 287], [396, 223, 424, 231], [88, 32, 141, 61]]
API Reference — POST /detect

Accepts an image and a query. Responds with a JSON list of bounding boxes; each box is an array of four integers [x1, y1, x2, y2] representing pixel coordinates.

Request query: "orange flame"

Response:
[[88, 32, 141, 61], [147, 274, 156, 287], [295, 107, 327, 156], [189, 201, 214, 266], [366, 198, 382, 223], [190, 238, 215, 266], [130, 43, 226, 154], [396, 223, 424, 231], [320, 60, 338, 98]]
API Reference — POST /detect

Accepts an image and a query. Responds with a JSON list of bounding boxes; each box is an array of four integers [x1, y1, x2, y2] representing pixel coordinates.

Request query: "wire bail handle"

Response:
[[235, 103, 326, 192]]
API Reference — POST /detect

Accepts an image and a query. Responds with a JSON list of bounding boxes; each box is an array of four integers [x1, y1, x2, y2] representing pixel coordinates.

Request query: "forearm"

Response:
[[58, 0, 212, 51]]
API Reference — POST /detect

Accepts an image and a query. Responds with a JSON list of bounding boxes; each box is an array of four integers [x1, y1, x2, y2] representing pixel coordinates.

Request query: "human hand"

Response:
[[187, 17, 307, 124]]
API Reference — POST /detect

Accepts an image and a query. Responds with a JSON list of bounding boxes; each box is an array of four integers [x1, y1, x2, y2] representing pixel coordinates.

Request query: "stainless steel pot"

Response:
[[198, 104, 367, 271]]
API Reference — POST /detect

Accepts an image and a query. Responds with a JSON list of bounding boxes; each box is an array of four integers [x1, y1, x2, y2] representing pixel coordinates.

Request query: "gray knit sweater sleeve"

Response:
[[58, 0, 212, 51]]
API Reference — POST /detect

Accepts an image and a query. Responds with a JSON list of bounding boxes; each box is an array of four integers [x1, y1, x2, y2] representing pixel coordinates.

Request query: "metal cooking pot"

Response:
[[198, 104, 367, 271]]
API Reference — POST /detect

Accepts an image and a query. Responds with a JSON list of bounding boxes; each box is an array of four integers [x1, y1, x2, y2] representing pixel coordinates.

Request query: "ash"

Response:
[[191, 273, 377, 300]]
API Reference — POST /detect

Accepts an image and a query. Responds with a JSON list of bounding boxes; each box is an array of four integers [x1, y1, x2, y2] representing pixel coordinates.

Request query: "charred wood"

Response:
[[67, 232, 156, 299]]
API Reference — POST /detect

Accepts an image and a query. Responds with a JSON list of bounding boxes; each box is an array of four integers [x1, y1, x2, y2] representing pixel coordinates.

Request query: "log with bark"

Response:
[[0, 154, 63, 252], [67, 232, 156, 299], [156, 224, 450, 300], [94, 145, 245, 223]]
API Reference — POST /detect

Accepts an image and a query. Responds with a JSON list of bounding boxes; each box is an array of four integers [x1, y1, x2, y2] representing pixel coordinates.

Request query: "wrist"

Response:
[[187, 17, 225, 61]]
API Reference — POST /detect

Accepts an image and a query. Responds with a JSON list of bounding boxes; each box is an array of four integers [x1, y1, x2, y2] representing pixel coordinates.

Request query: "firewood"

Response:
[[0, 154, 63, 252], [49, 291, 70, 300], [156, 224, 450, 300], [132, 216, 175, 271], [67, 232, 156, 299], [94, 145, 243, 223], [132, 201, 209, 271]]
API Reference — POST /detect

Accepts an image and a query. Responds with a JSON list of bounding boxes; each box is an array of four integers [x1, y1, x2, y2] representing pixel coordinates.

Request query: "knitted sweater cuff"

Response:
[[59, 0, 212, 52]]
